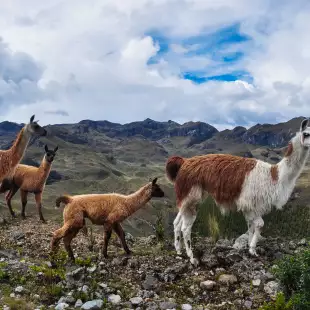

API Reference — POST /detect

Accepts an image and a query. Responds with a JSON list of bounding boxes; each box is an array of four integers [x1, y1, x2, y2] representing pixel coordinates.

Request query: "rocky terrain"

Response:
[[0, 218, 309, 310]]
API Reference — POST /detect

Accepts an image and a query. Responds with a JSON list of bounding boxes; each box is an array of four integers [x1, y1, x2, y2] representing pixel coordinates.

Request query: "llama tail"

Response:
[[165, 156, 185, 183], [55, 195, 73, 208]]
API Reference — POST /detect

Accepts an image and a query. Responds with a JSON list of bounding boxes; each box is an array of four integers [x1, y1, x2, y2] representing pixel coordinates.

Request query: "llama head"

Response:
[[44, 145, 58, 163], [26, 115, 47, 137], [150, 177, 165, 198], [300, 118, 310, 147]]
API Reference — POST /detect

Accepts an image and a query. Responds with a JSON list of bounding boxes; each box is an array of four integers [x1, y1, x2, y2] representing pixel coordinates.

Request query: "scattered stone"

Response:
[[81, 299, 104, 310], [252, 279, 261, 287], [108, 294, 121, 304], [200, 280, 216, 291], [143, 274, 158, 290], [244, 300, 252, 309], [55, 303, 69, 310], [200, 253, 218, 268], [181, 304, 192, 310], [75, 299, 83, 308], [130, 296, 143, 305], [218, 274, 238, 285], [15, 286, 24, 293], [87, 265, 97, 273], [11, 231, 25, 241], [298, 238, 307, 246], [82, 285, 89, 293], [264, 281, 279, 297], [159, 301, 177, 309]]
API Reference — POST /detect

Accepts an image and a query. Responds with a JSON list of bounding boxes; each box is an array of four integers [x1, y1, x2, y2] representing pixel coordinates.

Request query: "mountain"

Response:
[[0, 116, 309, 236]]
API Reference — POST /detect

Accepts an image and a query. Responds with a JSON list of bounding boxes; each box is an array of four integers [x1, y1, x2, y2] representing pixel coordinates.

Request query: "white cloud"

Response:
[[0, 0, 310, 129]]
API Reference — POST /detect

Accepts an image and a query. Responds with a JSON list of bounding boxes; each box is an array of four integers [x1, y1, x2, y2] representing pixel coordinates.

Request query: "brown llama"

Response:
[[0, 115, 47, 184], [50, 178, 165, 262], [0, 145, 58, 223]]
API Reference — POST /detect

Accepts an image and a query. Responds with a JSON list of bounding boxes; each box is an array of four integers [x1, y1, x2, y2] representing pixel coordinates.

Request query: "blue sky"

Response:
[[0, 0, 309, 130]]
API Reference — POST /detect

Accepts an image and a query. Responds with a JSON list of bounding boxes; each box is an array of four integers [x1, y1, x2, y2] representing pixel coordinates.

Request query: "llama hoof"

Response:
[[249, 248, 259, 257], [40, 219, 47, 224], [125, 250, 133, 256], [190, 257, 199, 267]]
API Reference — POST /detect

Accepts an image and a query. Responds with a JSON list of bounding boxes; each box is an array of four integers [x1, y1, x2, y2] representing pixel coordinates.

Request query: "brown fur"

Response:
[[50, 179, 164, 262], [167, 154, 257, 207], [285, 142, 293, 157], [270, 165, 279, 183], [0, 128, 29, 182], [0, 148, 56, 222], [166, 156, 185, 182]]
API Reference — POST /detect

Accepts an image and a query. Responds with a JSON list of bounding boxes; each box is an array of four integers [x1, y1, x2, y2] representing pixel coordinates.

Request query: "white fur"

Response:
[[174, 121, 310, 264]]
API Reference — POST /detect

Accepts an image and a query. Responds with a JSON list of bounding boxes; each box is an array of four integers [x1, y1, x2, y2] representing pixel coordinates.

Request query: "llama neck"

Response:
[[38, 157, 52, 180], [278, 133, 310, 182], [124, 185, 152, 217], [9, 127, 32, 167]]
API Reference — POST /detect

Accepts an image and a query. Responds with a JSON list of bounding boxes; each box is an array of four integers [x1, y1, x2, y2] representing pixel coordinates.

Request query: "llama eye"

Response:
[[304, 133, 310, 137]]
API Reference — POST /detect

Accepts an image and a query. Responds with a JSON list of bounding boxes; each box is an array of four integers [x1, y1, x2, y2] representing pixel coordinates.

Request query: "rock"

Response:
[[130, 297, 143, 305], [11, 231, 25, 241], [200, 280, 216, 291], [75, 299, 83, 308], [81, 299, 104, 310], [233, 233, 249, 250], [55, 303, 69, 310], [181, 304, 192, 310], [264, 281, 279, 297], [244, 300, 252, 309], [112, 256, 128, 266], [87, 266, 97, 273], [142, 274, 158, 290], [82, 285, 89, 293], [15, 286, 25, 293], [200, 253, 218, 268], [159, 301, 177, 309], [128, 258, 139, 269], [218, 274, 238, 285], [298, 238, 307, 246], [252, 279, 261, 287], [108, 294, 121, 304], [58, 296, 76, 305]]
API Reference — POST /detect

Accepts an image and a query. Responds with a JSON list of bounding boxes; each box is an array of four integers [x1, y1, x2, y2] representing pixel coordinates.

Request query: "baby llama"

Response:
[[50, 178, 165, 262], [0, 145, 58, 223], [166, 119, 310, 266], [0, 115, 47, 184]]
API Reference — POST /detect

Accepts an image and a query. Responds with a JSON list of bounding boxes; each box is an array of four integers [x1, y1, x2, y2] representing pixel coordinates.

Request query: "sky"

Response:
[[0, 0, 310, 130]]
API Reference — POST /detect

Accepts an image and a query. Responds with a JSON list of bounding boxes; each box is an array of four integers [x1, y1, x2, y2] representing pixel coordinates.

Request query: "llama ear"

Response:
[[54, 146, 59, 152], [152, 177, 158, 185], [300, 119, 309, 132], [30, 115, 35, 123], [44, 145, 49, 153]]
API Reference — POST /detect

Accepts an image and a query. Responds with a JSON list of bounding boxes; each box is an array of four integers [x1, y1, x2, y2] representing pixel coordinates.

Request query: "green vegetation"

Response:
[[260, 247, 310, 310]]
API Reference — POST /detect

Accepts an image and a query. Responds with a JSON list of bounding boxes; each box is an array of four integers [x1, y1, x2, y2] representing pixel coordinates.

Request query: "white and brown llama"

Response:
[[0, 115, 47, 185], [166, 119, 310, 266], [50, 178, 165, 263], [0, 144, 58, 223]]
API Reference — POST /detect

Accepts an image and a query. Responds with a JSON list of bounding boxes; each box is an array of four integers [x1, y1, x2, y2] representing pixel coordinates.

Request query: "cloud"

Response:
[[44, 109, 69, 116], [0, 0, 310, 129]]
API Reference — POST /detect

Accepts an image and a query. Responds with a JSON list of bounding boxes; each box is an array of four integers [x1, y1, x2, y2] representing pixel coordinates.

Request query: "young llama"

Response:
[[0, 115, 47, 184], [0, 145, 58, 223], [166, 119, 310, 266], [50, 178, 165, 262]]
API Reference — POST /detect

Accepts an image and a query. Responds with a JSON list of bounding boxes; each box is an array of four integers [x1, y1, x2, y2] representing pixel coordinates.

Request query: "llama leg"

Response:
[[34, 192, 46, 223], [113, 222, 131, 255], [173, 211, 183, 255], [102, 225, 112, 258], [249, 217, 264, 256], [181, 206, 198, 266], [6, 185, 19, 218], [20, 190, 28, 220], [63, 229, 79, 262], [50, 223, 71, 258]]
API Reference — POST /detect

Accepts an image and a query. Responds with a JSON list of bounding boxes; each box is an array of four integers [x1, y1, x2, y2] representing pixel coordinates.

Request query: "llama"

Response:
[[0, 115, 47, 184], [0, 145, 58, 223], [166, 119, 310, 266], [50, 178, 165, 262]]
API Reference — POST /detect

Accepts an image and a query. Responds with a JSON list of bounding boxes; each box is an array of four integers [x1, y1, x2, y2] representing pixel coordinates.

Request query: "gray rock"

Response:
[[108, 294, 121, 304], [82, 285, 89, 293], [58, 296, 76, 305], [200, 253, 218, 268], [233, 233, 248, 250], [11, 231, 25, 241], [143, 274, 158, 290], [15, 286, 25, 293], [218, 274, 238, 285], [55, 303, 69, 310], [181, 304, 192, 310], [159, 301, 177, 309], [81, 299, 104, 310], [130, 297, 143, 305], [75, 299, 83, 308], [298, 238, 307, 246], [200, 280, 216, 291], [252, 279, 261, 287], [244, 300, 252, 309], [264, 281, 279, 297], [87, 266, 97, 273]]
